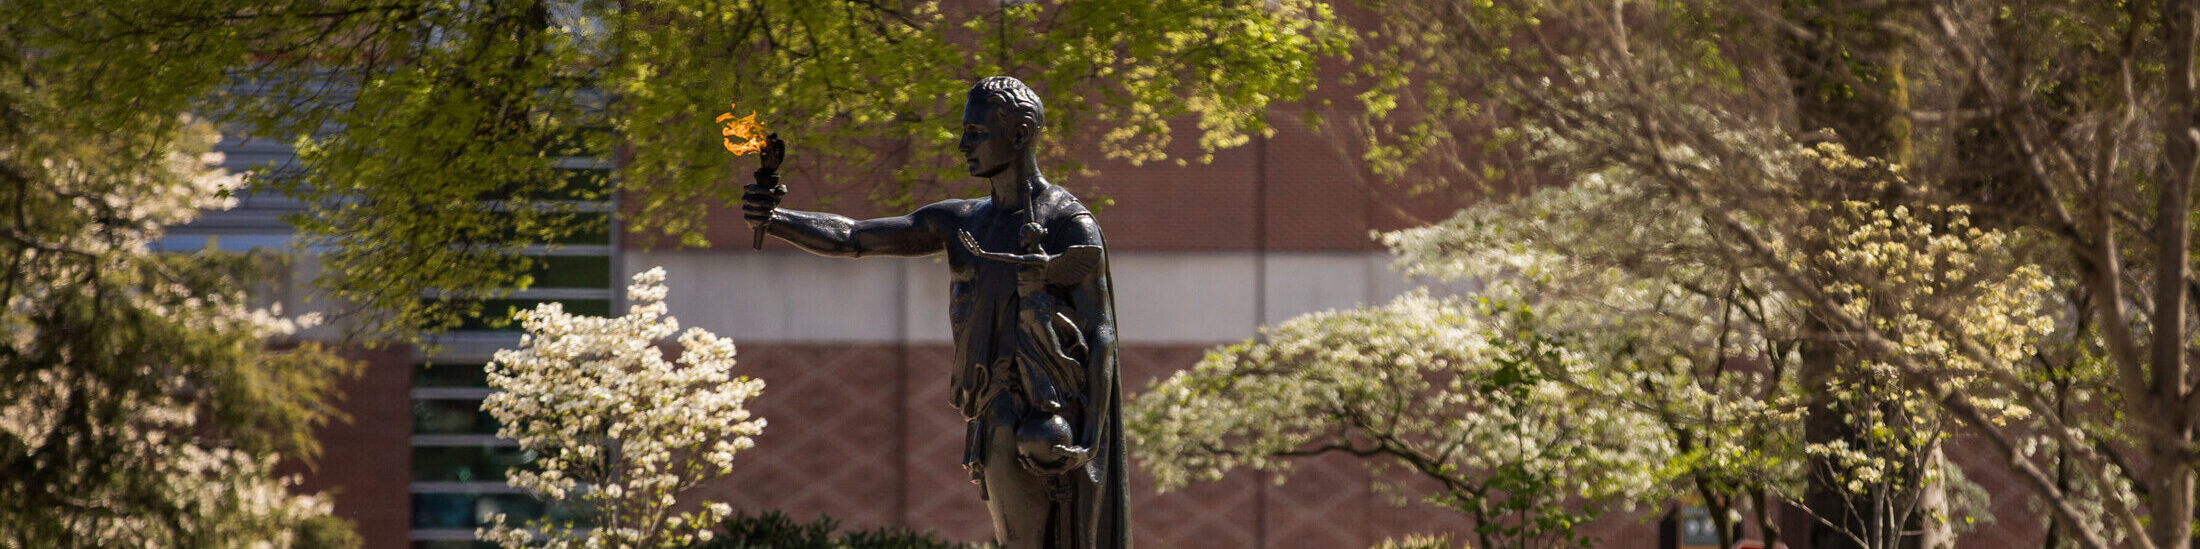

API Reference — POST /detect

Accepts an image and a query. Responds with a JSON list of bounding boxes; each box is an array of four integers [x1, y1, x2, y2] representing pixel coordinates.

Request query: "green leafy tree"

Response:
[[1131, 292, 1675, 548], [1375, 145, 2038, 548], [0, 0, 406, 544], [234, 0, 1352, 340], [1295, 0, 2200, 547], [1380, 171, 1817, 549], [12, 0, 1358, 343], [0, 60, 358, 549]]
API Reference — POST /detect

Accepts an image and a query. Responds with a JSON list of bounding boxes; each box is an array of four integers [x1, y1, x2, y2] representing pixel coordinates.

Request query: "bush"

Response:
[[1371, 534, 1459, 549], [695, 510, 976, 549]]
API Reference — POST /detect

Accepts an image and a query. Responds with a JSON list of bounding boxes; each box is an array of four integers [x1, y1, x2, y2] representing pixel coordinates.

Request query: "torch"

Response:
[[716, 104, 782, 250], [749, 134, 785, 250]]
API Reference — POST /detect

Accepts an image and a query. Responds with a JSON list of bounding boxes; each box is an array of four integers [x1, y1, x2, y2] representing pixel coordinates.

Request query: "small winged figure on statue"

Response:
[[956, 227, 1099, 476]]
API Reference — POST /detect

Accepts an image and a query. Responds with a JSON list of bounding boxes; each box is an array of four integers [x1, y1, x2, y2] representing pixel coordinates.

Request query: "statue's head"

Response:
[[960, 76, 1044, 178]]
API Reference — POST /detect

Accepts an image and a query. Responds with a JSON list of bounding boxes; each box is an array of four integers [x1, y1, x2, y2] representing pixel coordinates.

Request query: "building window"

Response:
[[411, 161, 617, 547]]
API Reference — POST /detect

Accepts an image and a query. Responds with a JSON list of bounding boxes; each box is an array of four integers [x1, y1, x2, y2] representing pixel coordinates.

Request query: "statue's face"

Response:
[[958, 97, 1020, 178]]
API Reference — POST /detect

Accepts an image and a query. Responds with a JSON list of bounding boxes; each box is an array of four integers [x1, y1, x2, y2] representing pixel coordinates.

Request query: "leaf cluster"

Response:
[[1128, 292, 1670, 548], [693, 509, 975, 549], [1328, 0, 2197, 545], [0, 13, 358, 543]]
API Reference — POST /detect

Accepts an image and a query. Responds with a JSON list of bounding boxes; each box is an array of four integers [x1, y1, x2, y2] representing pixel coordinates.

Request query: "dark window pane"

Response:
[[425, 298, 613, 331], [496, 211, 608, 245], [475, 168, 613, 202], [463, 210, 610, 246], [412, 399, 496, 435], [410, 493, 541, 529], [415, 362, 488, 388], [413, 446, 534, 482], [557, 168, 613, 201], [545, 212, 610, 244], [523, 255, 611, 289], [538, 127, 615, 158], [409, 493, 589, 530]]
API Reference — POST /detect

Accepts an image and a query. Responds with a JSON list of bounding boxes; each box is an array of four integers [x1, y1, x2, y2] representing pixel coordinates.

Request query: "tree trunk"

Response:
[[1782, 1, 1947, 546], [2150, 0, 2197, 547]]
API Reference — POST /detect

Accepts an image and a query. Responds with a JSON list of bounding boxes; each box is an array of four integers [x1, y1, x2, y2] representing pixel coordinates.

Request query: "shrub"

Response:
[[695, 510, 976, 549]]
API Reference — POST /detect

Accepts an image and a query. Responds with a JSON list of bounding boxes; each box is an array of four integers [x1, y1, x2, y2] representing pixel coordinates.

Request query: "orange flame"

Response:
[[716, 103, 768, 156]]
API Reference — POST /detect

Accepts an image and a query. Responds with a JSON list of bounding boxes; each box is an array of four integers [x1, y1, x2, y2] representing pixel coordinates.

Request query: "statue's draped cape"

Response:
[[946, 185, 1129, 548]]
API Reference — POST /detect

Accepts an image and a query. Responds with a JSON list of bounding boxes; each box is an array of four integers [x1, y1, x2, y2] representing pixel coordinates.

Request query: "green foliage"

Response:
[[1137, 4, 2062, 543], [1130, 293, 1667, 548], [291, 515, 369, 549], [694, 510, 975, 549], [1370, 534, 1459, 549], [608, 0, 1349, 227], [10, 0, 1355, 343], [227, 0, 1346, 341], [1327, 0, 2196, 545], [0, 17, 359, 544]]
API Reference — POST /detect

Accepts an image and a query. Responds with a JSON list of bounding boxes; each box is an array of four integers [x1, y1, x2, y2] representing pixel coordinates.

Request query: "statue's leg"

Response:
[[982, 392, 1052, 549]]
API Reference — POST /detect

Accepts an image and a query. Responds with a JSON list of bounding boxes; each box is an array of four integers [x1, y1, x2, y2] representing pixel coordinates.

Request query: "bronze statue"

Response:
[[741, 76, 1129, 549]]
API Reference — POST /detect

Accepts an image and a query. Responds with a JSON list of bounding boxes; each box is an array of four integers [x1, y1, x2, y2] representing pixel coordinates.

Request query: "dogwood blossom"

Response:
[[479, 267, 765, 548], [1130, 126, 2068, 546], [1131, 292, 1673, 547], [1, 115, 350, 547]]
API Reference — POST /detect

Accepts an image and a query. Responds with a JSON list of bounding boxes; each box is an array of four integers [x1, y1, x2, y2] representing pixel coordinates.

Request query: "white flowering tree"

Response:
[[1209, 0, 2187, 546], [481, 267, 765, 548], [1391, 139, 2053, 545], [1132, 291, 1675, 548], [1132, 140, 2059, 548], [0, 104, 357, 547], [1377, 169, 1818, 548]]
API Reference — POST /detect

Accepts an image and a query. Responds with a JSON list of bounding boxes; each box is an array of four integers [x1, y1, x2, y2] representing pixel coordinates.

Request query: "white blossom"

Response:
[[479, 267, 764, 548], [1132, 117, 2064, 544], [0, 115, 341, 547], [1129, 291, 1675, 545]]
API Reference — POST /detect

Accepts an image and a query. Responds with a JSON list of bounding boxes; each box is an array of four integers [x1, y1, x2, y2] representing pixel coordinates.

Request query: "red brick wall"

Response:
[[1945, 435, 2049, 547], [297, 345, 413, 549], [688, 343, 1658, 547], [676, 343, 2053, 548], [302, 340, 2056, 548]]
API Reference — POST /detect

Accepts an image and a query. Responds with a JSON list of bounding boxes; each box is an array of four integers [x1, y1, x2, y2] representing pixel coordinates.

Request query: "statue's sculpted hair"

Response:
[[970, 76, 1045, 136]]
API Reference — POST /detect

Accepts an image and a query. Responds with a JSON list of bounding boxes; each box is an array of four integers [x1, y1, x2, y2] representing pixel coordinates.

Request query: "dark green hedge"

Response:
[[694, 510, 978, 549]]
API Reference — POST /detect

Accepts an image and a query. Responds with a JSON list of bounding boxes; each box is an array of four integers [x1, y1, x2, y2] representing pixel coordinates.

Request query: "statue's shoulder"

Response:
[[911, 198, 988, 227], [1035, 186, 1105, 247], [1034, 185, 1093, 221], [917, 197, 988, 214]]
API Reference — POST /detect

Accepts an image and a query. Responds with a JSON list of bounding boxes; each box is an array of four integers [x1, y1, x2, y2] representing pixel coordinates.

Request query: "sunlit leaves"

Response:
[[0, 77, 356, 544], [206, 0, 1352, 341]]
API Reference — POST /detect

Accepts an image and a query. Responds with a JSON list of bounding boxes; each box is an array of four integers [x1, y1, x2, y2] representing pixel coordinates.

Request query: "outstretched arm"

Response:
[[770, 207, 948, 257], [737, 136, 953, 257], [743, 192, 956, 257]]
